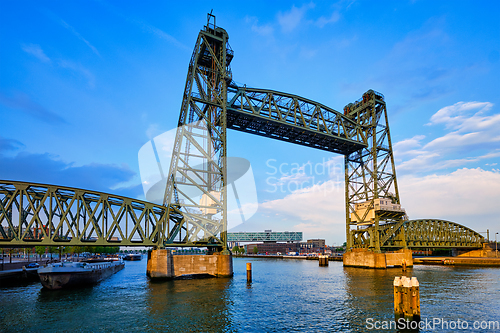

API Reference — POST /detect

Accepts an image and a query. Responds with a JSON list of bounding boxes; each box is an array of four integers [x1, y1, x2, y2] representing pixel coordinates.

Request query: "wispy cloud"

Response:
[[245, 16, 274, 36], [134, 20, 189, 51], [0, 91, 67, 125], [395, 101, 500, 173], [277, 3, 315, 33], [58, 59, 96, 88], [60, 19, 101, 57], [21, 43, 51, 63], [95, 1, 188, 51], [315, 11, 340, 28], [428, 101, 493, 128]]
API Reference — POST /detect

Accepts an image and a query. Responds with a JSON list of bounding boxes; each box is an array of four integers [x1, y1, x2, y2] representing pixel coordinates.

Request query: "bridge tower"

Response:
[[161, 13, 233, 253], [344, 90, 407, 253]]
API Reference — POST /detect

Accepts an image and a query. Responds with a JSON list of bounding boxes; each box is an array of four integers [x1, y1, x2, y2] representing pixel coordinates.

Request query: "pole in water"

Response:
[[246, 262, 252, 283], [393, 276, 403, 320], [402, 259, 407, 272], [319, 255, 329, 266], [394, 276, 420, 324]]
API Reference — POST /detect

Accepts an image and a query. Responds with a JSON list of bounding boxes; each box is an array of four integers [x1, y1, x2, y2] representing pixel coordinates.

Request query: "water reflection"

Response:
[[342, 267, 405, 332], [146, 278, 233, 332], [0, 259, 498, 333]]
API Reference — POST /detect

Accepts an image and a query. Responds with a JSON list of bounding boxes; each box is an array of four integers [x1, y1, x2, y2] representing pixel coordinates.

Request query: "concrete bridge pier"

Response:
[[146, 249, 233, 279], [343, 248, 413, 269]]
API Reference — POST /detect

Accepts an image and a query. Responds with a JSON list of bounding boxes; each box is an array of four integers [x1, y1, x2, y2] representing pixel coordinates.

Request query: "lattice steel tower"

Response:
[[162, 14, 233, 252], [344, 90, 407, 252]]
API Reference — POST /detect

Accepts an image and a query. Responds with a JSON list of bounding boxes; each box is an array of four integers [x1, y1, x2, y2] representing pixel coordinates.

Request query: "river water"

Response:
[[1, 257, 499, 332]]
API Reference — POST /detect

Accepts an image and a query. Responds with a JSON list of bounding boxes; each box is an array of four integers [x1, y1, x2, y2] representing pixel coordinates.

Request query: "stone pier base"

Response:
[[146, 249, 233, 279], [343, 249, 413, 269]]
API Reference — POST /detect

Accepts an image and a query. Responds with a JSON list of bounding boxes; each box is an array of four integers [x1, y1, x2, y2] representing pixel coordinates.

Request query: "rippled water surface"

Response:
[[1, 258, 499, 332]]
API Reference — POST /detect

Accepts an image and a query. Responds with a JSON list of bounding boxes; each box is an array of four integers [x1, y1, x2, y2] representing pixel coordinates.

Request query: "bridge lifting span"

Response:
[[0, 15, 485, 251]]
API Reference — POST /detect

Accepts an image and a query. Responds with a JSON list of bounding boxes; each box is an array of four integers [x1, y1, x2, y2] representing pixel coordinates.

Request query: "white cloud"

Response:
[[315, 11, 340, 28], [21, 44, 50, 63], [399, 168, 500, 231], [429, 101, 493, 128], [260, 179, 345, 242], [277, 3, 315, 33], [393, 135, 426, 157], [396, 101, 500, 173], [258, 167, 500, 244], [245, 16, 274, 36]]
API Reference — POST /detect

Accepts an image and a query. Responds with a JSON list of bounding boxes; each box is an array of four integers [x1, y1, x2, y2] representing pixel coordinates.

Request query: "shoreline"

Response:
[[234, 254, 500, 266]]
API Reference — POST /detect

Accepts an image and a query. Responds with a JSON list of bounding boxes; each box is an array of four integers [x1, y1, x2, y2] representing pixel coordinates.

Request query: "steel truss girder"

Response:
[[226, 86, 367, 155], [0, 180, 223, 248], [352, 219, 485, 249]]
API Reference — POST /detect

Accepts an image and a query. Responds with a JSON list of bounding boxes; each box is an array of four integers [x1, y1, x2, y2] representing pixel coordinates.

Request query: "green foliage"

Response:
[[252, 246, 258, 254], [35, 246, 46, 256], [233, 246, 245, 254]]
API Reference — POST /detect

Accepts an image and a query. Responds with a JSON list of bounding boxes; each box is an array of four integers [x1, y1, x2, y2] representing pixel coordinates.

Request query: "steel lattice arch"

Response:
[[350, 219, 485, 249], [402, 219, 484, 248]]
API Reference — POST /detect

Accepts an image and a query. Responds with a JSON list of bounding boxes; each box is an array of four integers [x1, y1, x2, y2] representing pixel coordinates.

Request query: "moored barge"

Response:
[[123, 253, 142, 261], [37, 259, 124, 290]]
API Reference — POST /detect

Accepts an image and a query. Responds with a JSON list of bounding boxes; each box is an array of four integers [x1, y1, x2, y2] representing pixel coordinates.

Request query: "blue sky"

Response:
[[1, 1, 499, 245]]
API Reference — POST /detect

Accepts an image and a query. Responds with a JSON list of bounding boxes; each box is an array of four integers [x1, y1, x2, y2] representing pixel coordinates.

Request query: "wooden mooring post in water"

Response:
[[319, 255, 329, 266], [246, 263, 252, 282], [394, 276, 420, 322]]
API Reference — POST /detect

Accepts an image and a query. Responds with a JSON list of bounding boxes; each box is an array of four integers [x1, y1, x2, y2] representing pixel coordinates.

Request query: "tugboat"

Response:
[[37, 258, 124, 290], [123, 253, 142, 261]]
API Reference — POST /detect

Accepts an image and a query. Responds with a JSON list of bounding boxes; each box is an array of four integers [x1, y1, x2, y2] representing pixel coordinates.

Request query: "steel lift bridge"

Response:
[[0, 15, 484, 253]]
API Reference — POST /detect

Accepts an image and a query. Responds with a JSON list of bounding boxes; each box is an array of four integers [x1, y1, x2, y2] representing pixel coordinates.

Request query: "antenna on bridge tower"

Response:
[[207, 10, 216, 30]]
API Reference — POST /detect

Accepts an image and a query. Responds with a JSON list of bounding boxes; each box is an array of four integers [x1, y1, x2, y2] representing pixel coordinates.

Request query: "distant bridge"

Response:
[[351, 219, 485, 249]]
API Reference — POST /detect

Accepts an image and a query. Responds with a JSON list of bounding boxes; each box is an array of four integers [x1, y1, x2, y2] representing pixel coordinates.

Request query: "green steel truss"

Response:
[[351, 219, 485, 249], [0, 180, 223, 247], [226, 86, 367, 155]]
